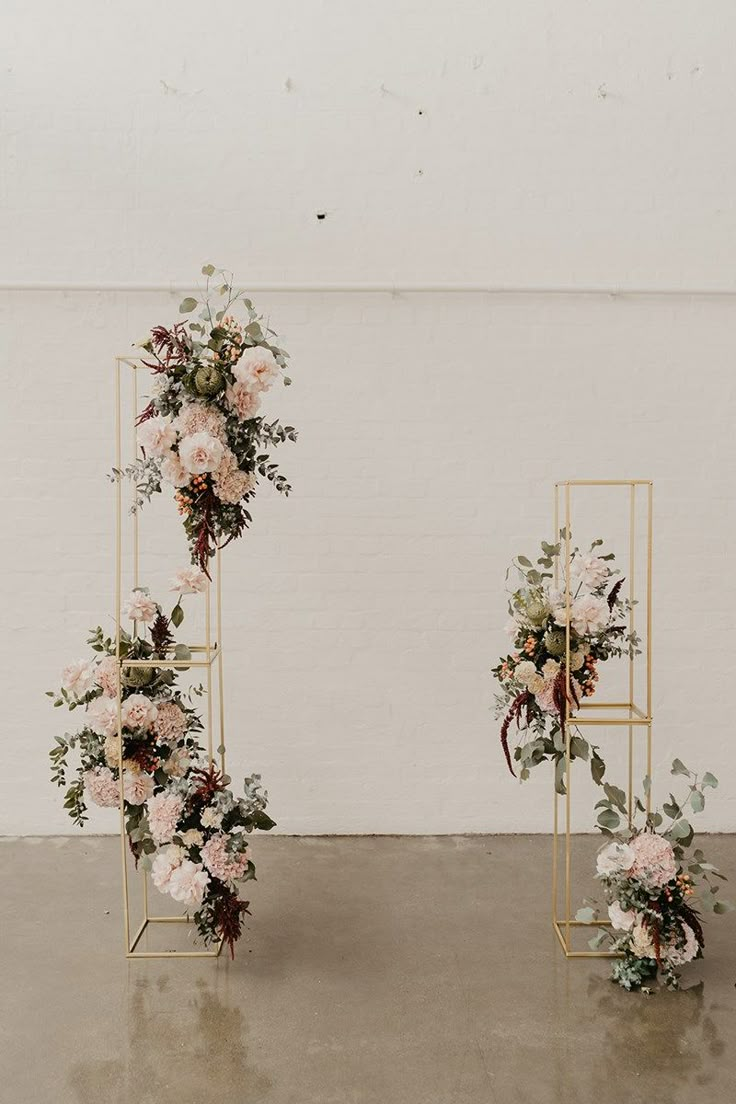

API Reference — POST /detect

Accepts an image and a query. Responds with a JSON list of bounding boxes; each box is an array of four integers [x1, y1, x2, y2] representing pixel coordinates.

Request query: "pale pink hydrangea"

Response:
[[151, 701, 187, 742], [86, 695, 120, 738], [232, 346, 280, 393], [137, 416, 177, 457], [161, 453, 189, 488], [534, 675, 559, 714], [167, 860, 210, 907], [122, 769, 155, 805], [84, 766, 120, 808], [201, 833, 250, 882], [151, 844, 184, 892], [169, 567, 207, 595], [121, 694, 158, 732], [95, 655, 120, 697], [225, 382, 261, 421], [213, 450, 256, 505], [121, 589, 158, 623], [178, 432, 226, 475], [61, 659, 97, 698], [147, 792, 184, 844], [173, 403, 227, 443], [554, 594, 609, 636], [629, 832, 677, 889], [571, 554, 610, 592]]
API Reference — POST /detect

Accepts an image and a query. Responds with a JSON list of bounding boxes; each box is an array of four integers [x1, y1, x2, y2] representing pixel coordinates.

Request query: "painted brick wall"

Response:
[[1, 291, 734, 834]]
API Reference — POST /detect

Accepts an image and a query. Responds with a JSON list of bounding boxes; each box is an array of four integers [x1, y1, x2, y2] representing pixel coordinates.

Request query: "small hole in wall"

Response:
[[316, 211, 327, 221], [417, 109, 424, 116]]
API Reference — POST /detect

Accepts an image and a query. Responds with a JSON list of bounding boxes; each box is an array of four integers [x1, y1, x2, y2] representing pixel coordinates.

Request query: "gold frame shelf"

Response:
[[114, 356, 226, 959], [551, 479, 653, 958]]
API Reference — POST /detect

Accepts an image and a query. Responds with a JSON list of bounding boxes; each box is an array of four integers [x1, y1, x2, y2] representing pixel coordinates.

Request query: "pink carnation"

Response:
[[122, 769, 155, 806], [147, 792, 184, 845], [225, 382, 261, 421], [151, 701, 188, 743], [137, 416, 177, 458], [86, 695, 119, 738], [151, 844, 184, 892], [121, 694, 158, 732], [61, 659, 96, 697], [629, 832, 677, 889], [167, 860, 210, 907], [95, 655, 120, 697], [201, 833, 250, 882], [84, 766, 120, 808], [232, 346, 280, 393]]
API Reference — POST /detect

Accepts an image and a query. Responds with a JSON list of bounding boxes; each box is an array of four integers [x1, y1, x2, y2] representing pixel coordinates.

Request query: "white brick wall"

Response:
[[2, 2, 735, 833], [1, 291, 735, 834]]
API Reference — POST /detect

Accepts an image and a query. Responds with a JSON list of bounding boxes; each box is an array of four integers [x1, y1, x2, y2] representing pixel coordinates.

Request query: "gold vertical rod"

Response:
[[131, 367, 148, 919], [646, 482, 653, 811], [552, 483, 559, 930], [216, 547, 226, 774], [554, 484, 560, 587], [205, 567, 214, 765], [115, 360, 131, 953], [628, 484, 635, 827], [564, 483, 572, 950]]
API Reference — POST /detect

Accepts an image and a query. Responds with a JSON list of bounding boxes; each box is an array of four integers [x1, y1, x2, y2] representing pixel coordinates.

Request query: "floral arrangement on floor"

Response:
[[577, 761, 732, 991], [492, 533, 639, 791], [47, 573, 275, 956], [112, 264, 297, 573]]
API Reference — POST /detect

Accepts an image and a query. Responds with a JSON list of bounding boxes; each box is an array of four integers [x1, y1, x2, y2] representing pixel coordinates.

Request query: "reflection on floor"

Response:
[[1, 835, 734, 1103]]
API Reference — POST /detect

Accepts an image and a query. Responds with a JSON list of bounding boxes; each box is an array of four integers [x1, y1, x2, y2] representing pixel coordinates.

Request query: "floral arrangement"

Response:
[[492, 533, 639, 791], [113, 265, 297, 573], [578, 761, 732, 991], [47, 573, 275, 955]]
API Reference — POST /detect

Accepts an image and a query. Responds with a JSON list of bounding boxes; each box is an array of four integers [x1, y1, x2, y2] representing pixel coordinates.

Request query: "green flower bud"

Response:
[[121, 666, 155, 688], [194, 365, 225, 397]]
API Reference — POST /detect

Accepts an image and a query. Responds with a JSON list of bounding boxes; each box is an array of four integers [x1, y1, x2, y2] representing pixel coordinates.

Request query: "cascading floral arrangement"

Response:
[[113, 264, 297, 573], [47, 572, 275, 956], [578, 761, 732, 991], [492, 534, 639, 791]]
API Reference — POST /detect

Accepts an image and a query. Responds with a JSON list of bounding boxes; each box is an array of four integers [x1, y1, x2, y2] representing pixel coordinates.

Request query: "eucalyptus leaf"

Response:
[[179, 297, 198, 314], [701, 772, 718, 789], [575, 906, 597, 923], [671, 758, 690, 778], [690, 790, 705, 813]]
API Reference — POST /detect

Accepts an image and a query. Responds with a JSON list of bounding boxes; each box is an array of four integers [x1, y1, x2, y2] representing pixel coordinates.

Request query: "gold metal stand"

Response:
[[115, 357, 226, 958], [551, 480, 653, 957]]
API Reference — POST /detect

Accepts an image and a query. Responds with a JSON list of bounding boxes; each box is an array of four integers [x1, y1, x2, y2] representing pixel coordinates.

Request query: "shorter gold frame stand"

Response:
[[551, 480, 653, 958], [115, 356, 227, 959]]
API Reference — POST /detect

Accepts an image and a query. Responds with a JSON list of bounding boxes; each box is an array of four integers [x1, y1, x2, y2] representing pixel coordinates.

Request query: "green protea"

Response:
[[193, 364, 225, 397]]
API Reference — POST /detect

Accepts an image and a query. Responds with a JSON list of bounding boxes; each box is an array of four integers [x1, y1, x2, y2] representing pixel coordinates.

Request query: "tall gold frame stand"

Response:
[[115, 356, 227, 958], [551, 480, 653, 958]]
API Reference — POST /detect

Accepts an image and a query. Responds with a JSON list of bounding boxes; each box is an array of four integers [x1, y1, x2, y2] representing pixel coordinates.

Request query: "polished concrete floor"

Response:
[[0, 835, 734, 1103]]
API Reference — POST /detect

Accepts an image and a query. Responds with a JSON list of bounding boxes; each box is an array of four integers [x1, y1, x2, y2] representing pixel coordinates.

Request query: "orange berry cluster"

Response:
[[672, 872, 694, 899], [581, 654, 599, 697], [499, 660, 512, 680], [523, 635, 536, 656]]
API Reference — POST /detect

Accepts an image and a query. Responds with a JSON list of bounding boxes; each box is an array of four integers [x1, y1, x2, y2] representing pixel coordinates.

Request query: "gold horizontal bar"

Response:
[[573, 701, 632, 710], [145, 916, 193, 923], [552, 921, 622, 959], [127, 948, 222, 959], [554, 919, 612, 928], [555, 479, 652, 486], [567, 716, 651, 726]]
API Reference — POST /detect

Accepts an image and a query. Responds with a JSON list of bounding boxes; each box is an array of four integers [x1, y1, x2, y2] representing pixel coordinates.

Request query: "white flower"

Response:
[[151, 844, 185, 892], [514, 661, 538, 687], [541, 659, 560, 679], [608, 900, 635, 931], [181, 829, 204, 847], [555, 594, 609, 636], [122, 769, 155, 805], [571, 554, 610, 592], [61, 659, 97, 698], [569, 649, 586, 672], [137, 416, 177, 458], [504, 618, 519, 641], [121, 694, 158, 732], [232, 346, 280, 393], [86, 695, 120, 738], [121, 589, 158, 623], [201, 806, 223, 829], [527, 673, 545, 694], [95, 655, 120, 697], [630, 918, 656, 959], [178, 432, 226, 475], [596, 841, 635, 877], [169, 567, 207, 595], [161, 454, 189, 488], [167, 860, 210, 907]]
